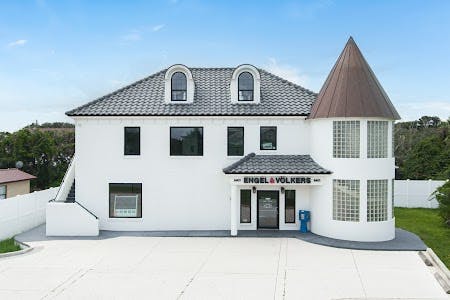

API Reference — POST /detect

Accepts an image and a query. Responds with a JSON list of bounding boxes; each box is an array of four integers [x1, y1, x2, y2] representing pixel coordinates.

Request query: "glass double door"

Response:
[[257, 191, 279, 229]]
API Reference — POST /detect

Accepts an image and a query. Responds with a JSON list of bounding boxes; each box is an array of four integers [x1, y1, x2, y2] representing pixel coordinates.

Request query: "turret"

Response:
[[308, 37, 400, 242]]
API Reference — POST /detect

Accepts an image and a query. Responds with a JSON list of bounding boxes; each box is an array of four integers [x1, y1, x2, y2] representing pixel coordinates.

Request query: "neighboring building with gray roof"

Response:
[[47, 38, 399, 243]]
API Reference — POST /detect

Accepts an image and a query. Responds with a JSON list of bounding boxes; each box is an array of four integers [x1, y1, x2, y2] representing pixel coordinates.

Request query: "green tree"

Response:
[[417, 116, 441, 128], [433, 181, 450, 226], [0, 128, 74, 190], [395, 115, 450, 179], [401, 135, 448, 179]]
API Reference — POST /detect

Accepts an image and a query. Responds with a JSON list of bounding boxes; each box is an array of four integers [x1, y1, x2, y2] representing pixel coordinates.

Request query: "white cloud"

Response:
[[265, 58, 308, 86], [120, 24, 165, 42], [7, 39, 27, 47], [397, 101, 450, 121], [152, 24, 165, 32], [121, 32, 141, 41]]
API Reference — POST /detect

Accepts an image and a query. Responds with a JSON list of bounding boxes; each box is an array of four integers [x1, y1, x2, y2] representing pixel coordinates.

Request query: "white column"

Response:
[[230, 184, 238, 236], [251, 189, 257, 225], [360, 120, 367, 159], [279, 190, 286, 229], [360, 179, 367, 223], [388, 121, 394, 158], [388, 179, 393, 219]]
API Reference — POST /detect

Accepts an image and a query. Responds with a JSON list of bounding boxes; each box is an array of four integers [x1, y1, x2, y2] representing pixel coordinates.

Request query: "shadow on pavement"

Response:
[[16, 225, 427, 251]]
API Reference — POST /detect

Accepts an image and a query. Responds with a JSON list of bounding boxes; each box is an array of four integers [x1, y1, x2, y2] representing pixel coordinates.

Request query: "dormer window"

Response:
[[230, 64, 261, 104], [171, 72, 187, 101], [164, 64, 195, 104], [238, 72, 254, 101]]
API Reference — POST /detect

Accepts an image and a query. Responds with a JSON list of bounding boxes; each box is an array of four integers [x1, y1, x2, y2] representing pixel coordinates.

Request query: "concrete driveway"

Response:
[[0, 227, 447, 299]]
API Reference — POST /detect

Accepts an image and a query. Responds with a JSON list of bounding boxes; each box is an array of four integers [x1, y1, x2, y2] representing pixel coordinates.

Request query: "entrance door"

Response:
[[257, 191, 279, 229]]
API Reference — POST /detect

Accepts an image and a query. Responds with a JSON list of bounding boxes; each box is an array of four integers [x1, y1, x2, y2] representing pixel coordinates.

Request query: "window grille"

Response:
[[333, 179, 360, 221], [367, 121, 388, 158], [367, 179, 388, 222], [333, 121, 360, 158]]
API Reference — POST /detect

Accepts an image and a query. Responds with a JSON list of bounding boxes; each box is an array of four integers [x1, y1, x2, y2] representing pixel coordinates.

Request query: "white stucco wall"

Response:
[[46, 202, 99, 236], [70, 115, 396, 241], [309, 118, 395, 242], [0, 187, 58, 241], [74, 116, 311, 231]]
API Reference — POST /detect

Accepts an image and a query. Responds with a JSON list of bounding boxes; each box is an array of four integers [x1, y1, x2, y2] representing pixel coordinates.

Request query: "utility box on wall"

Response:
[[299, 210, 310, 233]]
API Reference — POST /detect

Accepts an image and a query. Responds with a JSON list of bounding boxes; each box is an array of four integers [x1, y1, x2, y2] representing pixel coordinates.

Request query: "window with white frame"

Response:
[[333, 121, 360, 158], [333, 180, 360, 221], [367, 121, 388, 158], [230, 65, 261, 104], [367, 180, 388, 222], [164, 65, 195, 103]]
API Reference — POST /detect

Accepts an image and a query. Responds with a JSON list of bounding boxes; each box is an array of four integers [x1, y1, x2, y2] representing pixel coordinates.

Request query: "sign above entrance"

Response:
[[232, 176, 323, 185]]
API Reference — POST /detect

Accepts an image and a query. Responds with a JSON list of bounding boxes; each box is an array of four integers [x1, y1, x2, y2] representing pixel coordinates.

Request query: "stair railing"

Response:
[[74, 200, 99, 219], [52, 155, 75, 202]]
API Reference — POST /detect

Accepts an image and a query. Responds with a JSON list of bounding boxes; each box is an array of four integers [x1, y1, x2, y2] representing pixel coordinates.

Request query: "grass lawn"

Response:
[[395, 207, 450, 268], [0, 238, 21, 254]]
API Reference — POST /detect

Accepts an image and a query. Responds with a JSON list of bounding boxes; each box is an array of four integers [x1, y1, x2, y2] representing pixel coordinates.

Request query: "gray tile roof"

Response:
[[66, 67, 317, 117], [223, 153, 332, 174]]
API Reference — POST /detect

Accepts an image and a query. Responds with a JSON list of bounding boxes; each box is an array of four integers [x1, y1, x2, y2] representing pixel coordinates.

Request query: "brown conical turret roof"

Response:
[[309, 37, 400, 120]]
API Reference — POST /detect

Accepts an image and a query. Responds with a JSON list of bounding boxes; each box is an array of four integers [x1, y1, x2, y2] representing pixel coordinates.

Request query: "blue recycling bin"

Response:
[[299, 210, 310, 233]]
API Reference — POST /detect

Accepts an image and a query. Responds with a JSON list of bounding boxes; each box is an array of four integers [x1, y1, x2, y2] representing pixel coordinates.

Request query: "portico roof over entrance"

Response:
[[223, 153, 331, 174]]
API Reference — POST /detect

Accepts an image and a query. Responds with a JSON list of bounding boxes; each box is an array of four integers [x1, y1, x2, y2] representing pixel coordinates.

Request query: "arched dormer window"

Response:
[[164, 64, 195, 104], [171, 72, 187, 101], [230, 64, 261, 104], [238, 72, 254, 101]]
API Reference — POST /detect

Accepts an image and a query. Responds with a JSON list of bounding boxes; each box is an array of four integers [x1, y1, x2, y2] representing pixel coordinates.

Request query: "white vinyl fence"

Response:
[[394, 180, 447, 208], [0, 187, 58, 241]]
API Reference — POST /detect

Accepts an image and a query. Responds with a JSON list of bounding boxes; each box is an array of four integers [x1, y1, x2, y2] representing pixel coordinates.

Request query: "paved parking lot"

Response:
[[0, 228, 447, 299]]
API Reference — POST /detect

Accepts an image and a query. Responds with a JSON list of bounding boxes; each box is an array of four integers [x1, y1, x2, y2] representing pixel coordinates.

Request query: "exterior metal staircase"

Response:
[[47, 156, 99, 236], [65, 180, 75, 203]]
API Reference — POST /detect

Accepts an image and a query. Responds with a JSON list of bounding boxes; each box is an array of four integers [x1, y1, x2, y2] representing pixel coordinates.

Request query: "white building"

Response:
[[46, 37, 400, 242]]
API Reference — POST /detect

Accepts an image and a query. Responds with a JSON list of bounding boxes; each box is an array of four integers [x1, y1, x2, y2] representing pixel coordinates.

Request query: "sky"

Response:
[[0, 0, 449, 132]]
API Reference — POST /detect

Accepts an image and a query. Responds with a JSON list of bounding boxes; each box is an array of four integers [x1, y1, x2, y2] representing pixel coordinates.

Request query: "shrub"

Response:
[[0, 238, 20, 253], [433, 180, 450, 226]]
